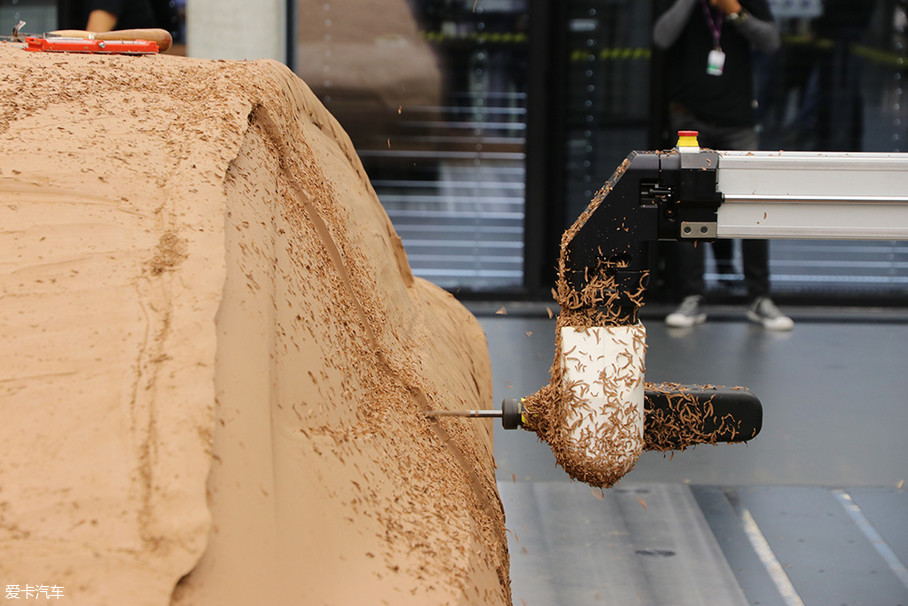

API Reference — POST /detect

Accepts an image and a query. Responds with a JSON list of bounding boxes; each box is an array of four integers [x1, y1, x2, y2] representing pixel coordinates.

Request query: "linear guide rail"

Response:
[[716, 151, 908, 240]]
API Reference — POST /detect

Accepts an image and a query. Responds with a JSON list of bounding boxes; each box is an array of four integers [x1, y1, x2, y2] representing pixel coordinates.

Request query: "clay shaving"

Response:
[[644, 383, 745, 452], [523, 170, 745, 486], [0, 43, 509, 606], [522, 173, 648, 488]]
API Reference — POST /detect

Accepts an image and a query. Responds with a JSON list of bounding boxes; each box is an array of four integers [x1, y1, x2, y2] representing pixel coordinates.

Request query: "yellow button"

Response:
[[677, 130, 700, 148]]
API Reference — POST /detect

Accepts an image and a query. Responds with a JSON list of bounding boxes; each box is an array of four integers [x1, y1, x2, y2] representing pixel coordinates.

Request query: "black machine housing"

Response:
[[563, 150, 723, 321]]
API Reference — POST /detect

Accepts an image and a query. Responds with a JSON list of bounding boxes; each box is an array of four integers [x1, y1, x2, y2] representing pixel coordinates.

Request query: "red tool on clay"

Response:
[[24, 36, 159, 55], [7, 20, 170, 55]]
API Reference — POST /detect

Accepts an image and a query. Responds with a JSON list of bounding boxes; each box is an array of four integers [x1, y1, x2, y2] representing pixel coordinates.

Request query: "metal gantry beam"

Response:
[[716, 151, 908, 241]]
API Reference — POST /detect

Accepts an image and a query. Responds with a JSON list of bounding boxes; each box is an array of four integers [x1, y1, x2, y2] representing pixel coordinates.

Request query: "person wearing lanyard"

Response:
[[653, 0, 792, 331]]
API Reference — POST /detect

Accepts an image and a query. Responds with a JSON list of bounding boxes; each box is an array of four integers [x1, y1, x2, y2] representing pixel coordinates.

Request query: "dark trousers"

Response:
[[668, 105, 771, 300], [673, 239, 770, 299]]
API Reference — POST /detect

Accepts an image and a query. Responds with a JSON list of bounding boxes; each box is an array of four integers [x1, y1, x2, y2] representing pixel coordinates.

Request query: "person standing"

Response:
[[654, 0, 793, 331]]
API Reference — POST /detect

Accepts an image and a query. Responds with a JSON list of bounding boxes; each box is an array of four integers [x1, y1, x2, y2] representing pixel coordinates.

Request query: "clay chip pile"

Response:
[[0, 43, 509, 605]]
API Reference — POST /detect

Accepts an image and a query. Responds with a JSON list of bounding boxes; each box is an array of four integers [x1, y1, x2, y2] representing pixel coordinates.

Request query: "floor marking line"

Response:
[[739, 506, 806, 606], [833, 489, 908, 590]]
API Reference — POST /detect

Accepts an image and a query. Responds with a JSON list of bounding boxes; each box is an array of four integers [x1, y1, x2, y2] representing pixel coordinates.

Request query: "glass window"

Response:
[[295, 0, 529, 291], [755, 0, 908, 299]]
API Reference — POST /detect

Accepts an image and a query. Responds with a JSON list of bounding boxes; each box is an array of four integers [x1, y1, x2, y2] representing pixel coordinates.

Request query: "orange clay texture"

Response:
[[0, 43, 509, 605]]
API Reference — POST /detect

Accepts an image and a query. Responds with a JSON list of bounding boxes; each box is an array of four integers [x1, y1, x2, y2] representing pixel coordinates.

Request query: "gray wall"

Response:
[[187, 0, 286, 61]]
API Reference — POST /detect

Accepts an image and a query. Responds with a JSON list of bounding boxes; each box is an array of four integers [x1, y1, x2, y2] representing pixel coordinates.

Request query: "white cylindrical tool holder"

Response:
[[559, 323, 646, 482]]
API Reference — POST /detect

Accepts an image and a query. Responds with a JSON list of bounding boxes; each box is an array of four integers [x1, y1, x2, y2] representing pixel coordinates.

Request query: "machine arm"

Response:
[[565, 144, 908, 323], [547, 143, 908, 466], [431, 141, 908, 486]]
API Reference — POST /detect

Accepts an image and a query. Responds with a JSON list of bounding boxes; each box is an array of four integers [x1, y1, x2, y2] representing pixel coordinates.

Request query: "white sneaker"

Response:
[[666, 295, 707, 328], [747, 296, 794, 331]]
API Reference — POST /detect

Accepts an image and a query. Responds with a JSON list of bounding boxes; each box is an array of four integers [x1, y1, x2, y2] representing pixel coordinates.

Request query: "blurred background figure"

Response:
[[780, 0, 877, 152], [85, 0, 178, 34], [653, 0, 793, 331]]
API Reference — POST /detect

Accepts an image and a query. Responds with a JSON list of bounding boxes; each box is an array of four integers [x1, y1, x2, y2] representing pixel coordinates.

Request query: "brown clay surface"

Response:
[[0, 42, 508, 605]]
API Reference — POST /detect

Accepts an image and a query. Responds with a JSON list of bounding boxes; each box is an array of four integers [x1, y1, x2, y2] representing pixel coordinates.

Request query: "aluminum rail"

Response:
[[715, 151, 908, 240]]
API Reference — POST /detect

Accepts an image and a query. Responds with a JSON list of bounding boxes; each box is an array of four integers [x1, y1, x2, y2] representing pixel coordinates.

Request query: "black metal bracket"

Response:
[[562, 149, 723, 319]]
